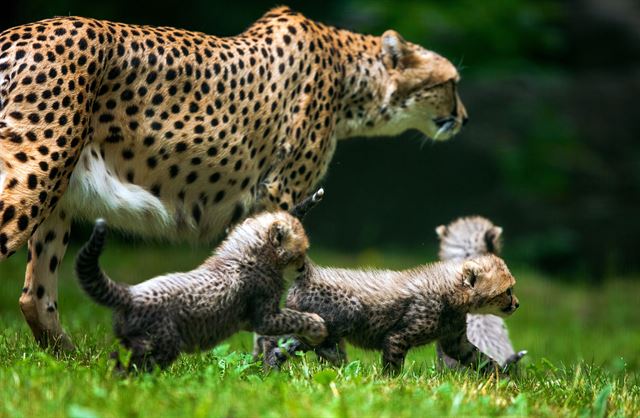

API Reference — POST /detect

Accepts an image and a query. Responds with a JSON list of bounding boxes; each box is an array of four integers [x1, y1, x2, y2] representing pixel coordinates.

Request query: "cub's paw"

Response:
[[301, 313, 327, 346], [263, 347, 289, 371]]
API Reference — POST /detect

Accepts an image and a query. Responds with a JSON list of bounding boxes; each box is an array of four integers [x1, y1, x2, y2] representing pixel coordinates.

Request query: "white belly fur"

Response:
[[61, 145, 250, 243]]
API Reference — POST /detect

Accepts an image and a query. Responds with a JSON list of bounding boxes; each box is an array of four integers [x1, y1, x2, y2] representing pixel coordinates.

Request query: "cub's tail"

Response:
[[75, 219, 132, 309], [502, 350, 528, 372]]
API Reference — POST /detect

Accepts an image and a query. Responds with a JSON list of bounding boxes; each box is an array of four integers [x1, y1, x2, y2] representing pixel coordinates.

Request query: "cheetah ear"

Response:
[[461, 260, 481, 288], [435, 225, 447, 239], [381, 30, 409, 70], [484, 226, 503, 254], [268, 221, 288, 247]]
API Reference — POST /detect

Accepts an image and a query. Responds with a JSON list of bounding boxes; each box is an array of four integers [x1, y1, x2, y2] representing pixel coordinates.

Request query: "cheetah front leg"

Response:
[[253, 308, 327, 347], [254, 308, 326, 372], [259, 335, 308, 371], [437, 340, 526, 371], [260, 337, 348, 371], [382, 333, 409, 375], [439, 331, 504, 375], [19, 206, 74, 351]]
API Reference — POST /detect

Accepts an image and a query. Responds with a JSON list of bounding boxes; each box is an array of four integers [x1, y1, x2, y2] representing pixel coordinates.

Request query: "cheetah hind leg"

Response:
[[0, 122, 85, 260], [1, 118, 88, 350], [18, 206, 74, 352], [117, 337, 179, 374]]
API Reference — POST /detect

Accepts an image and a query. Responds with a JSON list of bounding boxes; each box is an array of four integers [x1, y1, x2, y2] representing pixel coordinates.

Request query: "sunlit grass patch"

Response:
[[0, 244, 638, 417]]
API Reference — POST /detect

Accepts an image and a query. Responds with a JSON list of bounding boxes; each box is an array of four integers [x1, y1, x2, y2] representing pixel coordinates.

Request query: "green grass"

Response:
[[0, 243, 639, 417]]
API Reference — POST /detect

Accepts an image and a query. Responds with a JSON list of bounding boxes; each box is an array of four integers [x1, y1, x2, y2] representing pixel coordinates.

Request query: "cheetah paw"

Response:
[[300, 313, 327, 346]]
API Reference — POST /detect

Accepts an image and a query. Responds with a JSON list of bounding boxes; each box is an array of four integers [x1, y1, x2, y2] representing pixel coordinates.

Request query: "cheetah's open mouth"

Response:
[[502, 301, 520, 315], [432, 117, 457, 141], [501, 305, 514, 314]]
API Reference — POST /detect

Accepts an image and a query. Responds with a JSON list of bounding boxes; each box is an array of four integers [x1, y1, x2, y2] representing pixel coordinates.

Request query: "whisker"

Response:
[[456, 55, 466, 72], [416, 130, 430, 150]]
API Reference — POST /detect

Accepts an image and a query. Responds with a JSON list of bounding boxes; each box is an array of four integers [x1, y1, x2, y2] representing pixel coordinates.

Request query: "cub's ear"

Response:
[[435, 225, 447, 239], [461, 260, 481, 288], [269, 221, 288, 247], [484, 226, 503, 254], [381, 30, 409, 70]]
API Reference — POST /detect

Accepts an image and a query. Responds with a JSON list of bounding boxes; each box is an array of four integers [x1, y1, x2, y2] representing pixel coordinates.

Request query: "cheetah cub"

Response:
[[435, 216, 527, 368], [260, 252, 520, 375], [75, 211, 327, 371]]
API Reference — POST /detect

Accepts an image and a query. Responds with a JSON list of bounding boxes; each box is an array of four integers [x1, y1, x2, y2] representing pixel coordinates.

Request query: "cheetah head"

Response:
[[343, 30, 467, 141], [461, 254, 519, 317], [266, 212, 310, 272], [218, 211, 309, 272], [436, 216, 503, 261]]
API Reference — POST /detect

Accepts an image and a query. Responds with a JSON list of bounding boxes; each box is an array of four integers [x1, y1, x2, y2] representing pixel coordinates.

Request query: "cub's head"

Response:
[[344, 30, 467, 141], [221, 211, 309, 270], [460, 254, 519, 317], [436, 216, 503, 261], [265, 212, 310, 270]]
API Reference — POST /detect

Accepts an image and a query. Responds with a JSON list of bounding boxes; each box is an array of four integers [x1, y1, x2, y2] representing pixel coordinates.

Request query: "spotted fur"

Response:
[[435, 216, 526, 367], [258, 254, 519, 374], [75, 211, 326, 371], [0, 6, 466, 349]]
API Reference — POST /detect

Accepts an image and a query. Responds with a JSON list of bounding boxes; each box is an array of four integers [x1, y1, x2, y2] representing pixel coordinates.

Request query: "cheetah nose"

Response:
[[514, 302, 520, 309], [462, 115, 469, 127]]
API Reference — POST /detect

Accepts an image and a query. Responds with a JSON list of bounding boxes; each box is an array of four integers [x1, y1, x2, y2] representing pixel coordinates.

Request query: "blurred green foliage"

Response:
[[339, 0, 566, 73], [3, 0, 567, 73]]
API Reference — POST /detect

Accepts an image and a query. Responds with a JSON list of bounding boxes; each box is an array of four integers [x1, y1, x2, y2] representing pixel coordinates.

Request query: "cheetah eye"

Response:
[[506, 288, 512, 296]]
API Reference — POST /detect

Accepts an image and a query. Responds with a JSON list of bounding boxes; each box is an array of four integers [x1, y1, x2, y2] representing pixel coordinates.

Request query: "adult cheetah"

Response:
[[0, 6, 467, 349]]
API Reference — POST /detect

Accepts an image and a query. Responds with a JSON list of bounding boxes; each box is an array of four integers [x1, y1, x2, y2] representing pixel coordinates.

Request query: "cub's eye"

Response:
[[506, 288, 512, 296]]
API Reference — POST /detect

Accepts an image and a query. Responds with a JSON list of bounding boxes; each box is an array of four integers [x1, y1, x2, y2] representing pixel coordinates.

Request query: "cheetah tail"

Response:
[[502, 350, 528, 372], [75, 219, 132, 309], [291, 188, 324, 220]]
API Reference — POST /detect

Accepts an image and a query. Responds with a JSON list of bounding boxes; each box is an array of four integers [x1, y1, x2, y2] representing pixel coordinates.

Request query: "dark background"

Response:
[[2, 0, 639, 281]]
